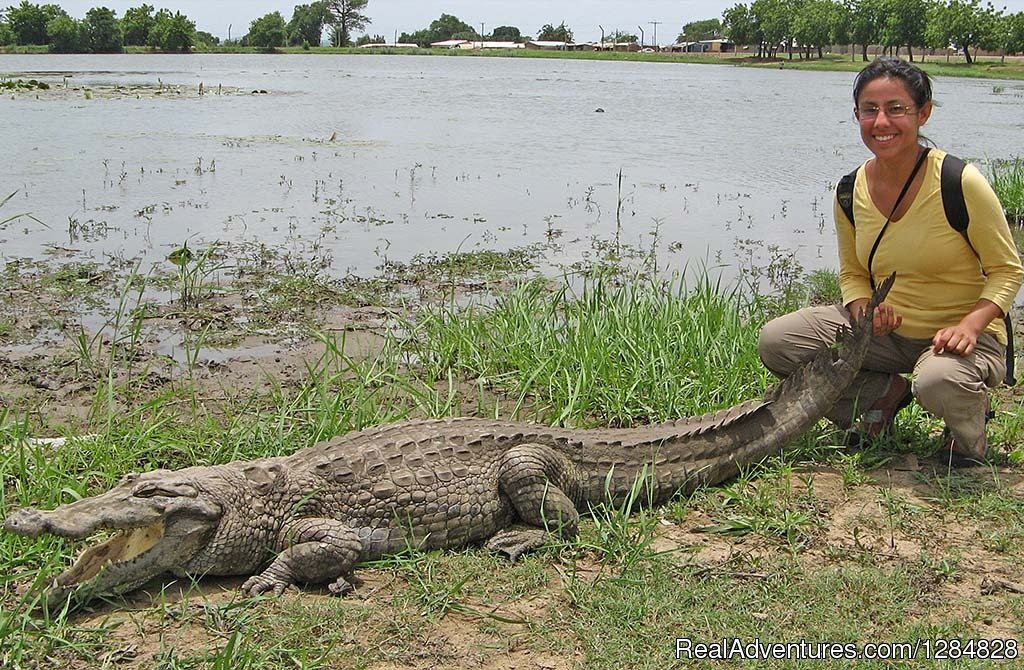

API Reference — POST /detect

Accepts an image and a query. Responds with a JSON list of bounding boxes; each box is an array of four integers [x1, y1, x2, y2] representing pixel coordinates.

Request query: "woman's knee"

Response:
[[912, 360, 986, 415], [757, 316, 795, 375], [757, 310, 822, 375]]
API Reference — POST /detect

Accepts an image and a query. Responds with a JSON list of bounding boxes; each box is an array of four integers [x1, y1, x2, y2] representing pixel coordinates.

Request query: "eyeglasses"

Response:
[[855, 103, 918, 120]]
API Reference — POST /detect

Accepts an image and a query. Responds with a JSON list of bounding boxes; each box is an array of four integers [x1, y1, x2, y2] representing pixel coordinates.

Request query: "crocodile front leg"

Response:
[[486, 443, 582, 560], [242, 518, 362, 597]]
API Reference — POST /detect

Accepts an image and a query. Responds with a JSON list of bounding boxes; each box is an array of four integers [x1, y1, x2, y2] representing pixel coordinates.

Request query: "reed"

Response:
[[988, 156, 1024, 226], [409, 269, 773, 427]]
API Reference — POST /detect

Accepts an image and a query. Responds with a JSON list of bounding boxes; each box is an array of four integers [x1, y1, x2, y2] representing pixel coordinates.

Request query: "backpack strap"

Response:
[[940, 153, 1016, 385], [836, 168, 858, 226], [940, 154, 969, 233]]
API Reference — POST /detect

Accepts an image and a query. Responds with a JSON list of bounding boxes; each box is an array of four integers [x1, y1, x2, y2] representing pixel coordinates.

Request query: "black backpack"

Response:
[[836, 154, 1016, 385]]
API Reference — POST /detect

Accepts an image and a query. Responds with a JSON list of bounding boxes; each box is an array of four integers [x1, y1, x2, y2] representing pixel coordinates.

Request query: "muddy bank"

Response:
[[1, 75, 260, 100]]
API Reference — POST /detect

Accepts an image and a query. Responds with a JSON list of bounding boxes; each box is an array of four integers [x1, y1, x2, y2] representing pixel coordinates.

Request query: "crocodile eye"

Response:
[[132, 482, 197, 498]]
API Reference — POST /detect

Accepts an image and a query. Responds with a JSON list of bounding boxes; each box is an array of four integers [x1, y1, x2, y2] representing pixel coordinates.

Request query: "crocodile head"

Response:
[[4, 469, 222, 611]]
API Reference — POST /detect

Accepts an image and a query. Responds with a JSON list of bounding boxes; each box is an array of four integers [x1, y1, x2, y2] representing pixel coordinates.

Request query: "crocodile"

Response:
[[5, 274, 895, 611]]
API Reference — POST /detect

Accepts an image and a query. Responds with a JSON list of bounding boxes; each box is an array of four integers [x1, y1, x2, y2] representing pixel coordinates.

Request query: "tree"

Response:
[[429, 13, 474, 42], [148, 9, 195, 51], [398, 29, 426, 45], [247, 11, 287, 48], [354, 32, 384, 45], [978, 5, 1012, 61], [399, 14, 482, 46], [848, 0, 883, 61], [287, 1, 330, 46], [83, 7, 122, 52], [678, 18, 721, 42], [490, 25, 522, 41], [606, 29, 638, 43], [46, 14, 83, 51], [537, 21, 572, 42], [877, 0, 927, 59], [792, 0, 837, 58], [1008, 12, 1024, 55], [751, 0, 789, 57], [722, 3, 759, 54], [121, 4, 154, 45], [0, 20, 13, 45], [194, 30, 219, 48], [6, 2, 67, 45], [928, 0, 987, 63], [831, 1, 852, 50], [327, 0, 369, 47]]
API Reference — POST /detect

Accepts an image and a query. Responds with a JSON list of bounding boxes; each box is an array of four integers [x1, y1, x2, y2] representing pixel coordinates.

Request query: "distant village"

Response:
[[360, 38, 735, 54]]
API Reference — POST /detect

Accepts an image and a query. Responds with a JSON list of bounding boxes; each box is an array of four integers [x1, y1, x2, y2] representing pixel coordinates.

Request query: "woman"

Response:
[[758, 57, 1023, 464]]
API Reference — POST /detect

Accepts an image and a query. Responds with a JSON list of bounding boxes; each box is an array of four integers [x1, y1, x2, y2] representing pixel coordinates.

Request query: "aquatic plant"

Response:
[[988, 157, 1024, 225]]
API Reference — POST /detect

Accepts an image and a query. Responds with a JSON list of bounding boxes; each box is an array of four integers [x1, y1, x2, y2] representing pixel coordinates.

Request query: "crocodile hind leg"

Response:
[[242, 519, 363, 597], [485, 443, 582, 560]]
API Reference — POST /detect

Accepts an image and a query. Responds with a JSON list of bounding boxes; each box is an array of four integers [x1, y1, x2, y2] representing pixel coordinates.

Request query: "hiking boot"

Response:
[[860, 374, 913, 437], [941, 430, 991, 468]]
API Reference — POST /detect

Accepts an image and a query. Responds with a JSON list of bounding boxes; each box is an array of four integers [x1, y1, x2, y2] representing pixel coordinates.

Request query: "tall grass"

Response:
[[408, 270, 774, 427], [988, 156, 1024, 226]]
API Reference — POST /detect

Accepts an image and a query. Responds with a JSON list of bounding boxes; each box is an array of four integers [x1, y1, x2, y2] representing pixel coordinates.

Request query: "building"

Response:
[[358, 43, 420, 49], [430, 39, 471, 49], [525, 40, 569, 50]]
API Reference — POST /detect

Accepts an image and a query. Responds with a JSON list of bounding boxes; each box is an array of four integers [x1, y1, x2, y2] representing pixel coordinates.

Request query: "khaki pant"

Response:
[[757, 304, 1006, 452]]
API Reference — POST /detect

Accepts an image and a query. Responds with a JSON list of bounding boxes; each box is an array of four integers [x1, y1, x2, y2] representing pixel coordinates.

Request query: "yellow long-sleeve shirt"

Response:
[[835, 149, 1023, 344]]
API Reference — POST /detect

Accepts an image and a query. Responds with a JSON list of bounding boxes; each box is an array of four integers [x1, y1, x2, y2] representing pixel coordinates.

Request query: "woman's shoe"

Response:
[[860, 374, 913, 437], [942, 431, 991, 468]]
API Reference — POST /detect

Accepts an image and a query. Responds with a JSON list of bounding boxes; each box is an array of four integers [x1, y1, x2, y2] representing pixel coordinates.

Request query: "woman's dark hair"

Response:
[[852, 57, 933, 107]]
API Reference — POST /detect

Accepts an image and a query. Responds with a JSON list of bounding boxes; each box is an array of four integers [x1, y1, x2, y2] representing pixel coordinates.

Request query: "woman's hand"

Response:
[[932, 324, 981, 356], [932, 299, 1004, 356], [848, 298, 902, 336]]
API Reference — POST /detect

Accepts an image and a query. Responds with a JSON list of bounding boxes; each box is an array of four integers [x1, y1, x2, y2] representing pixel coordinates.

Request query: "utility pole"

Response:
[[650, 21, 661, 49], [228, 24, 232, 43], [480, 22, 485, 46]]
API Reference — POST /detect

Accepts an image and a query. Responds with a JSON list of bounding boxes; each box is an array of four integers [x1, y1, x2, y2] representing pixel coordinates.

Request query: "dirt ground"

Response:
[[11, 462, 1022, 669]]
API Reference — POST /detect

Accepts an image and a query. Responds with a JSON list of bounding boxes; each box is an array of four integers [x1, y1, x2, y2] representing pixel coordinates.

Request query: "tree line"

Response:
[[0, 2, 206, 51], [3, 0, 1022, 59], [394, 15, 578, 45], [722, 0, 1024, 62], [0, 0, 371, 51]]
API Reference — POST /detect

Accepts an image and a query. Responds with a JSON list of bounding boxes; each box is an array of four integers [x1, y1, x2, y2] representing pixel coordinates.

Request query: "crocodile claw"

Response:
[[485, 528, 548, 561], [241, 574, 292, 597], [328, 576, 354, 596]]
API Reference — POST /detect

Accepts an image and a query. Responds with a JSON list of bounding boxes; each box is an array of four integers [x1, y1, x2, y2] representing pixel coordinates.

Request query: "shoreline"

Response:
[[3, 45, 1024, 81]]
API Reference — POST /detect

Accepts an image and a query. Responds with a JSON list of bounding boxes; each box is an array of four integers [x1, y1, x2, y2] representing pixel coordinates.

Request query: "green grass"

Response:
[[409, 271, 774, 427], [2, 266, 1023, 668], [5, 43, 1020, 81], [987, 156, 1024, 225]]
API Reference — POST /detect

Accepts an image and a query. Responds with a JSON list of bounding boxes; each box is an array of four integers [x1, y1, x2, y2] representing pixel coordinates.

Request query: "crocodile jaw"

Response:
[[32, 516, 217, 611], [5, 471, 222, 611]]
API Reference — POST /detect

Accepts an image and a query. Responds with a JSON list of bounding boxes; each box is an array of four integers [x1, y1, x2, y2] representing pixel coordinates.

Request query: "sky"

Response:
[[52, 0, 1024, 44]]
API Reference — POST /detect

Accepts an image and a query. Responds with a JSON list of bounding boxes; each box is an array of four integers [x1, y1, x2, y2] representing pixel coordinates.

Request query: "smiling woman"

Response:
[[758, 57, 1024, 466]]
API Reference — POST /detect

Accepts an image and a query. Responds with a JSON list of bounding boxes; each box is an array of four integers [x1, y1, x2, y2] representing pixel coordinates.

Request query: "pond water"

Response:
[[2, 54, 1022, 282]]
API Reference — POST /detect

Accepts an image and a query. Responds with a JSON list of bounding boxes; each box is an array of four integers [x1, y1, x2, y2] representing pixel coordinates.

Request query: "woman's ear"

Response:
[[917, 100, 933, 126]]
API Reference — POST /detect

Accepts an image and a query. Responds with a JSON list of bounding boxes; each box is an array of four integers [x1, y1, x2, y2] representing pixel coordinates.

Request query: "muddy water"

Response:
[[1, 54, 1022, 279]]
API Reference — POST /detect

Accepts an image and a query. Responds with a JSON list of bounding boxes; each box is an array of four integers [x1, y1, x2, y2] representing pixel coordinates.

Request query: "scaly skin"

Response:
[[4, 274, 895, 611]]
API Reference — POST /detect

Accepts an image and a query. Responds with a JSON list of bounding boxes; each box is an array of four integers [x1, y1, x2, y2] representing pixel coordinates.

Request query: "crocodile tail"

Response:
[[763, 271, 896, 405], [834, 270, 896, 365]]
